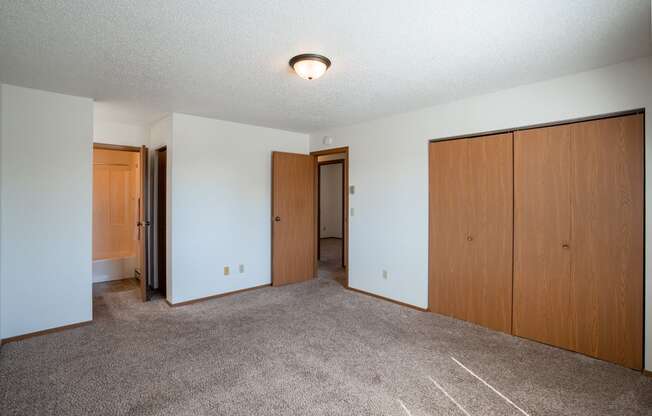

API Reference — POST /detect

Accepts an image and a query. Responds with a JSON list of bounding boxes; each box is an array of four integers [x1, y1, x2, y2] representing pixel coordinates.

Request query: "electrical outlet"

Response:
[[382, 270, 388, 280], [224, 266, 230, 276], [239, 264, 244, 273]]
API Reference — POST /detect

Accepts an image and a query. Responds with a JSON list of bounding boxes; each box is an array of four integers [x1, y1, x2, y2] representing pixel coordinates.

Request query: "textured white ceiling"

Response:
[[1, 1, 651, 132]]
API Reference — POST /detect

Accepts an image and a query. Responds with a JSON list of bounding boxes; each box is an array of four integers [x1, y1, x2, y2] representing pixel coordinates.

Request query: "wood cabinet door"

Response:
[[514, 125, 574, 348], [569, 114, 644, 369], [429, 133, 513, 333], [272, 152, 316, 286]]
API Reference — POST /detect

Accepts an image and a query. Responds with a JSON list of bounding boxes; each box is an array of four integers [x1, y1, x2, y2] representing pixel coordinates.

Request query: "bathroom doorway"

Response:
[[92, 144, 150, 306]]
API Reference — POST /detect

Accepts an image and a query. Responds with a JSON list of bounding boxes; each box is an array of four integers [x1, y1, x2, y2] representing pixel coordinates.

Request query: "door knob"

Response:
[[467, 236, 473, 242], [562, 243, 570, 249], [274, 216, 281, 222]]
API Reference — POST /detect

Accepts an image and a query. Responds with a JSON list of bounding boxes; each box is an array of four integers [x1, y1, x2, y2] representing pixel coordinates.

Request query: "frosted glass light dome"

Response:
[[289, 54, 331, 80]]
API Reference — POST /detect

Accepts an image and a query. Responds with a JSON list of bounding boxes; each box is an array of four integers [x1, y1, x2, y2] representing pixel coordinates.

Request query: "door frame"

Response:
[[311, 147, 349, 287], [92, 143, 149, 302], [155, 146, 167, 297], [93, 143, 141, 152], [317, 160, 345, 266]]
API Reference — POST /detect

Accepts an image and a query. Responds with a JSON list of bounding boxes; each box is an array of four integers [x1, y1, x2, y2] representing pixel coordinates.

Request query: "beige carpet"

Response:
[[1, 276, 651, 415]]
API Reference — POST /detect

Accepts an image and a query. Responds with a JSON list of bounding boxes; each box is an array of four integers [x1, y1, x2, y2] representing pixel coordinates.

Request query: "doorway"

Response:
[[313, 148, 349, 287], [154, 147, 167, 297], [270, 147, 349, 288], [92, 143, 150, 306], [317, 158, 346, 286]]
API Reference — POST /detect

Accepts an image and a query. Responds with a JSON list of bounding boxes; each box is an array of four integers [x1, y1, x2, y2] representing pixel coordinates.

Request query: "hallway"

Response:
[[318, 238, 345, 286]]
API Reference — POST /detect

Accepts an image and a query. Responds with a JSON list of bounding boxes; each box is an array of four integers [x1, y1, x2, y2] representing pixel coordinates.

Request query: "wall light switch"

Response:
[[382, 270, 388, 280], [224, 266, 230, 276], [239, 264, 244, 273], [349, 185, 355, 194], [351, 207, 355, 216]]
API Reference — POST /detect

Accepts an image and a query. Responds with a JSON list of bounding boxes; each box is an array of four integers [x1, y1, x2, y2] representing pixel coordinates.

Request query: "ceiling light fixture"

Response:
[[289, 53, 331, 80]]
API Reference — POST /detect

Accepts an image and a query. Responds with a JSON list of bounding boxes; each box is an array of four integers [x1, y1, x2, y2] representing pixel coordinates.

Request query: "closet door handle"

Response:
[[274, 216, 281, 222], [467, 235, 473, 242], [562, 243, 570, 249]]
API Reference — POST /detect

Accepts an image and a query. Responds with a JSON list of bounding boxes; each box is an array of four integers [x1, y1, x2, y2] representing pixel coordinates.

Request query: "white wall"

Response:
[[1, 84, 93, 339], [150, 116, 172, 150], [94, 119, 149, 147], [0, 85, 3, 341], [309, 56, 652, 370], [320, 163, 343, 238], [169, 113, 308, 304]]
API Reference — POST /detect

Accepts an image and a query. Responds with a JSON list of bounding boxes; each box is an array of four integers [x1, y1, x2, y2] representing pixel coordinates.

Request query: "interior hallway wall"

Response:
[[309, 55, 652, 370], [168, 113, 308, 304], [94, 120, 149, 147], [320, 163, 343, 239], [0, 85, 3, 341], [0, 84, 93, 339]]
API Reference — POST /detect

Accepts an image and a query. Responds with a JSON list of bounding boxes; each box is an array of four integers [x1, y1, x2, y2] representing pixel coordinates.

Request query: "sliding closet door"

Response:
[[429, 133, 513, 333], [514, 114, 643, 369], [466, 135, 513, 332], [429, 139, 472, 325], [569, 114, 644, 370], [514, 125, 574, 348]]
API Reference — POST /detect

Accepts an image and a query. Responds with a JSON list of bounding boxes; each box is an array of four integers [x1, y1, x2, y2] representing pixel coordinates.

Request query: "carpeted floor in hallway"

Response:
[[1, 276, 651, 415], [318, 238, 346, 286]]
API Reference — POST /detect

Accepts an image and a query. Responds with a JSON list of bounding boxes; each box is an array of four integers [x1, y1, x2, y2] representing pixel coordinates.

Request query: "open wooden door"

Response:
[[272, 152, 316, 286], [138, 145, 150, 301]]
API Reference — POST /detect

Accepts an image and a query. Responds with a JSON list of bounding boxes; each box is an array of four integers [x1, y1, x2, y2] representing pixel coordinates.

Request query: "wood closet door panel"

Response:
[[513, 125, 574, 347], [570, 114, 644, 370], [466, 134, 513, 333], [429, 133, 513, 333], [429, 139, 471, 321]]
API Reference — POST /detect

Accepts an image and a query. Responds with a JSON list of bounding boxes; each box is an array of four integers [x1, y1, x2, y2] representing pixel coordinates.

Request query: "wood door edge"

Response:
[[310, 146, 349, 157], [139, 145, 149, 302], [94, 143, 141, 152]]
